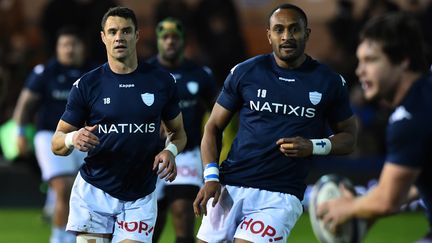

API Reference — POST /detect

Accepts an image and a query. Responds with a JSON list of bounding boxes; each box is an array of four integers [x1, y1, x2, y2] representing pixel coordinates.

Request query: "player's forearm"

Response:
[[167, 128, 187, 154], [329, 132, 356, 155], [201, 123, 222, 165], [352, 187, 401, 219], [12, 91, 37, 126], [51, 131, 74, 156]]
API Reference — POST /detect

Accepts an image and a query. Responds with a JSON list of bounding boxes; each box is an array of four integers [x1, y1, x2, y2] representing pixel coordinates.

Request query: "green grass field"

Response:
[[0, 208, 428, 242]]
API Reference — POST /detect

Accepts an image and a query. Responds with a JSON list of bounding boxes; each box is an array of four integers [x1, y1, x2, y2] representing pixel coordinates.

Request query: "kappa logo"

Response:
[[73, 79, 80, 88], [340, 75, 347, 86], [141, 93, 154, 106], [309, 91, 322, 105], [389, 106, 412, 124], [187, 81, 199, 94]]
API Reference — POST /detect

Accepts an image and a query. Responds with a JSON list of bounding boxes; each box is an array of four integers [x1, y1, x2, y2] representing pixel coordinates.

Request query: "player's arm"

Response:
[[318, 162, 419, 233], [51, 120, 99, 156], [351, 163, 419, 217], [277, 115, 358, 157], [327, 115, 358, 154], [13, 88, 41, 156], [193, 103, 234, 216], [153, 113, 187, 182]]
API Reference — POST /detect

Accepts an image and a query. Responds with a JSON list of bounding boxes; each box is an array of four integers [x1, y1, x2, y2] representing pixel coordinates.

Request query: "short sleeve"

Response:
[[216, 65, 242, 111], [162, 74, 181, 121], [386, 113, 426, 168], [25, 64, 46, 94], [327, 75, 353, 123], [60, 79, 88, 127]]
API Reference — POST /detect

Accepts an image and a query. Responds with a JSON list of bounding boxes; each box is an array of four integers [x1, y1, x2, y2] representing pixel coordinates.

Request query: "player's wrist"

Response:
[[164, 142, 178, 157], [203, 162, 219, 183], [310, 138, 332, 155], [17, 126, 26, 137], [64, 131, 77, 149]]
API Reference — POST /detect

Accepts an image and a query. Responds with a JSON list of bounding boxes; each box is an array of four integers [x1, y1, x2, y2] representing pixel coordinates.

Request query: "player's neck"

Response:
[[274, 53, 306, 69], [108, 54, 138, 74], [157, 54, 182, 69], [391, 71, 422, 107]]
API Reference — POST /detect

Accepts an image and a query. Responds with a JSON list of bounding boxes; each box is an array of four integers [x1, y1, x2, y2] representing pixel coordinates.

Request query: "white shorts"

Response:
[[34, 130, 85, 181], [197, 185, 303, 243], [67, 172, 157, 242], [155, 147, 203, 200]]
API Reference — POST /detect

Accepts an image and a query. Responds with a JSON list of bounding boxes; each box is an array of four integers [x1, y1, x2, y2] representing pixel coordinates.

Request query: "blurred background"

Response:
[[0, 0, 431, 242]]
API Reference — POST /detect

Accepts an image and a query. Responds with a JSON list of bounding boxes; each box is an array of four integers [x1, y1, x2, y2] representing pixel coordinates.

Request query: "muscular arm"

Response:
[[51, 120, 79, 156], [351, 163, 420, 217], [201, 103, 234, 166], [328, 115, 358, 155], [318, 162, 420, 232], [193, 103, 234, 216], [13, 89, 41, 156], [51, 120, 99, 156], [163, 113, 187, 154], [13, 89, 40, 126], [277, 115, 358, 157]]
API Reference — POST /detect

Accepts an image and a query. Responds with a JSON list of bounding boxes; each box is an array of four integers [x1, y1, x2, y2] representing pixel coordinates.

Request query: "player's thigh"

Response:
[[112, 190, 157, 242], [67, 173, 120, 235], [234, 191, 303, 243]]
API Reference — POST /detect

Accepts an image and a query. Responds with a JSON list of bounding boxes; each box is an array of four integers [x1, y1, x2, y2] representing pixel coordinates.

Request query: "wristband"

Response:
[[64, 131, 77, 149], [164, 142, 178, 157], [310, 138, 332, 155], [203, 162, 219, 182], [17, 126, 26, 136]]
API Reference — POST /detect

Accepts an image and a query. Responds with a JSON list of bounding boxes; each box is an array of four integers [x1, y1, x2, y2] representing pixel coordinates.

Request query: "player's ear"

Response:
[[401, 58, 409, 70], [305, 28, 311, 40], [101, 31, 106, 44], [267, 28, 272, 45]]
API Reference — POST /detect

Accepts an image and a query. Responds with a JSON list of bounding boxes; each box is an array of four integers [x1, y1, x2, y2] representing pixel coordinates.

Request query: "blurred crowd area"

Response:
[[1, 0, 432, 161]]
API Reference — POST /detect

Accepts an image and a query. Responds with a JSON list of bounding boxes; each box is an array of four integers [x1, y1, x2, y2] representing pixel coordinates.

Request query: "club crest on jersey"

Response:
[[141, 93, 154, 106], [187, 81, 199, 95], [309, 91, 322, 105]]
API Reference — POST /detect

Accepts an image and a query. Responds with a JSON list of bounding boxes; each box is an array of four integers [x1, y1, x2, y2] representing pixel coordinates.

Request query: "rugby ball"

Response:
[[308, 174, 367, 243]]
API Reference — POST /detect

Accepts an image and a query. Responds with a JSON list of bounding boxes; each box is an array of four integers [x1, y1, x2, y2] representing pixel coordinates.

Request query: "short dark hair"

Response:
[[56, 26, 84, 42], [360, 13, 428, 72], [268, 3, 308, 27], [101, 6, 138, 32]]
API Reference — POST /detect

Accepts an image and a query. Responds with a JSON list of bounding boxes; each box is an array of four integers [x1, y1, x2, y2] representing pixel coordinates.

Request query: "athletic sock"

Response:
[[50, 226, 75, 243]]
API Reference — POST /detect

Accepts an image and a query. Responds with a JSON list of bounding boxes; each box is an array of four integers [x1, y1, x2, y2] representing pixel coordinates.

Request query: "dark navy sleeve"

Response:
[[61, 78, 88, 127], [162, 74, 181, 121], [25, 64, 45, 94], [327, 75, 353, 123], [386, 115, 425, 168], [216, 65, 242, 111]]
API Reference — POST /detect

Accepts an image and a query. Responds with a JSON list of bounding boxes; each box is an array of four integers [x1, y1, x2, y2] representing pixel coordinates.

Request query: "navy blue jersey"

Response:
[[25, 58, 95, 131], [61, 61, 180, 201], [385, 72, 432, 225], [217, 54, 353, 200], [147, 57, 217, 151]]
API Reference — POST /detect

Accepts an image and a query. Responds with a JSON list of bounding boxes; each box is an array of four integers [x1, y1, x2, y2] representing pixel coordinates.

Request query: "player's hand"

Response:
[[193, 181, 221, 217], [153, 150, 177, 182], [73, 125, 99, 152], [276, 136, 313, 157], [317, 184, 356, 234]]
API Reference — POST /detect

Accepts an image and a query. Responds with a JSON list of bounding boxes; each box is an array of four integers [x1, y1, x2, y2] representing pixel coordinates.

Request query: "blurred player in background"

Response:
[[147, 17, 217, 243], [193, 3, 357, 242], [318, 12, 432, 243], [51, 7, 187, 242], [13, 26, 95, 243]]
